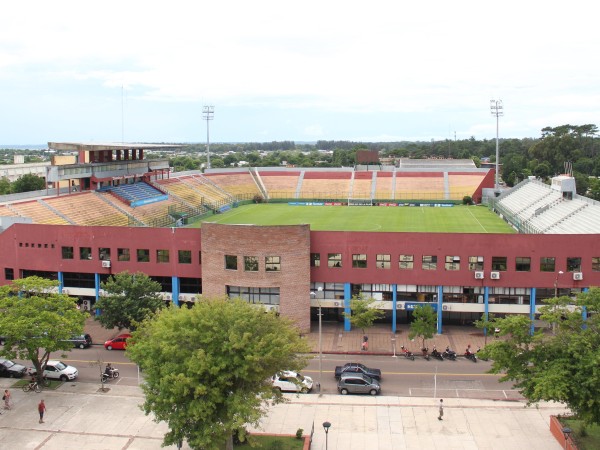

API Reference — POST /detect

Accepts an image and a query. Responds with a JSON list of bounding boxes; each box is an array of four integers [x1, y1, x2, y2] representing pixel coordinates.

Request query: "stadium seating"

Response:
[[44, 192, 130, 226], [395, 173, 445, 200], [299, 172, 352, 198], [108, 182, 166, 206], [258, 171, 301, 199], [203, 172, 260, 197], [7, 200, 70, 225]]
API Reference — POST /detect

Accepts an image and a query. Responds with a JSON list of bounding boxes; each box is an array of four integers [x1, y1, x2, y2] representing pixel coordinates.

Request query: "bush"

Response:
[[462, 196, 474, 205], [295, 428, 303, 439]]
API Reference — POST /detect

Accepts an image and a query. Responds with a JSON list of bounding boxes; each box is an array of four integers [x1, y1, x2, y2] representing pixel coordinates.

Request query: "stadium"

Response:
[[0, 142, 599, 334]]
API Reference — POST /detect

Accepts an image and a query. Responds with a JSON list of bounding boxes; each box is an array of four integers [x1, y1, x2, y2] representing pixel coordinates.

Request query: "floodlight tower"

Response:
[[490, 100, 503, 191], [202, 106, 214, 170]]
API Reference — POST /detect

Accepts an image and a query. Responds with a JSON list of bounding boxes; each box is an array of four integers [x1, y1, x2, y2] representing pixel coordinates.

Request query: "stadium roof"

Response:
[[397, 158, 476, 170], [47, 142, 183, 152]]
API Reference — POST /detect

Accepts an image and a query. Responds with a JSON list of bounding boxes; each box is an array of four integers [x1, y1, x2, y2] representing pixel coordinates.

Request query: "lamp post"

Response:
[[561, 427, 572, 450], [323, 421, 331, 450], [490, 99, 503, 192], [391, 335, 397, 358], [552, 270, 564, 335], [311, 287, 324, 391]]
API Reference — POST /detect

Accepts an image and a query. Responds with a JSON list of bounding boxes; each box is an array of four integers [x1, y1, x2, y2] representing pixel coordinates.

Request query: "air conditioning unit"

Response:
[[490, 271, 500, 280], [573, 272, 583, 281], [82, 300, 91, 311], [474, 271, 484, 279], [101, 260, 111, 268]]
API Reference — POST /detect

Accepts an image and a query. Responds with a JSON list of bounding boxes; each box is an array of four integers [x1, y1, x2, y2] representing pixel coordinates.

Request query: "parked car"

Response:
[[337, 373, 381, 396], [29, 360, 78, 381], [334, 363, 382, 381], [0, 358, 28, 378], [271, 371, 313, 393], [104, 333, 132, 350], [66, 333, 93, 349]]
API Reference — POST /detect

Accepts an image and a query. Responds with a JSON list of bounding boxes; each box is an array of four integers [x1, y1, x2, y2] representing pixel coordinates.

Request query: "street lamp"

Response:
[[490, 99, 503, 192], [311, 287, 324, 391], [561, 427, 572, 450], [391, 335, 397, 358], [322, 421, 331, 450]]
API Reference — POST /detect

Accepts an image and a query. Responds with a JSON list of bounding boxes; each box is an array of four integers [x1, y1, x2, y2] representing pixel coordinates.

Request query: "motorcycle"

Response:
[[421, 347, 430, 361], [443, 346, 457, 361], [400, 346, 415, 360], [465, 346, 478, 362], [431, 346, 444, 361], [101, 367, 120, 383]]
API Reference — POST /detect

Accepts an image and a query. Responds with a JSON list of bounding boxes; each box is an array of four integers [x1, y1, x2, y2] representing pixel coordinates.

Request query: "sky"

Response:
[[1, 1, 599, 146]]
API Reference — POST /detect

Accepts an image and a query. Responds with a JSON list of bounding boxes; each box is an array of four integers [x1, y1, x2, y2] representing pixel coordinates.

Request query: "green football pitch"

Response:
[[197, 204, 515, 233]]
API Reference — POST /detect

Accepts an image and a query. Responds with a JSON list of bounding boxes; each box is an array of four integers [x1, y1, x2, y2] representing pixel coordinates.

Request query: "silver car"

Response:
[[337, 373, 380, 396]]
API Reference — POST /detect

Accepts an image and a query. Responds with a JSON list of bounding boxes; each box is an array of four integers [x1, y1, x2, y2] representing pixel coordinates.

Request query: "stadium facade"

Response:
[[0, 143, 598, 334]]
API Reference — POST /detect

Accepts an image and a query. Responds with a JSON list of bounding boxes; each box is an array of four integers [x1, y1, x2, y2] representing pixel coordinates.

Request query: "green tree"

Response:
[[344, 294, 385, 334], [473, 313, 497, 346], [408, 305, 437, 348], [479, 288, 600, 426], [11, 173, 46, 193], [126, 298, 310, 450], [94, 271, 164, 331], [0, 276, 85, 381], [0, 176, 10, 195]]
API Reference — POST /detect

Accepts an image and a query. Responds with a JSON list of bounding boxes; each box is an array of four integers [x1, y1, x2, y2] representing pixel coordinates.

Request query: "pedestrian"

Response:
[[438, 399, 444, 420], [3, 389, 10, 410], [38, 399, 46, 423]]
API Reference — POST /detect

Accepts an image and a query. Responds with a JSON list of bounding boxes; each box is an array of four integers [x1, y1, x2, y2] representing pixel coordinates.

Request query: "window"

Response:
[[422, 255, 437, 270], [328, 253, 342, 268], [244, 256, 259, 272], [593, 257, 600, 272], [79, 247, 92, 260], [137, 249, 150, 263], [62, 246, 74, 260], [99, 248, 110, 261], [376, 254, 390, 269], [225, 255, 237, 270], [491, 256, 507, 271], [4, 268, 14, 281], [178, 250, 192, 264], [156, 249, 170, 263], [540, 257, 555, 272], [567, 257, 581, 272], [468, 256, 483, 271], [515, 257, 531, 272], [399, 254, 413, 270], [352, 254, 367, 269], [227, 286, 280, 305], [445, 256, 460, 271], [118, 248, 130, 262], [310, 253, 320, 268], [265, 256, 281, 272]]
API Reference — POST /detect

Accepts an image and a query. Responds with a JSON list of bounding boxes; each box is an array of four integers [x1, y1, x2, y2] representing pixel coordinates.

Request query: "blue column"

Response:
[[94, 273, 101, 316], [172, 276, 180, 307], [582, 287, 588, 329], [57, 272, 64, 293], [436, 285, 443, 334], [392, 285, 397, 334], [483, 286, 489, 337], [529, 287, 536, 335], [344, 283, 351, 331]]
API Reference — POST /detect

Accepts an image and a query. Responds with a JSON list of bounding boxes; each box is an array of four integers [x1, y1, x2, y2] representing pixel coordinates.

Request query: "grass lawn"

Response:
[[12, 378, 63, 390], [234, 435, 305, 449], [197, 203, 515, 233], [561, 417, 600, 450]]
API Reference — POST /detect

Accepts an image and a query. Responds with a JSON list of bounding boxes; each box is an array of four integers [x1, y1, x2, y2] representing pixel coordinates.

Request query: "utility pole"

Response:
[[490, 100, 503, 192], [202, 106, 214, 170]]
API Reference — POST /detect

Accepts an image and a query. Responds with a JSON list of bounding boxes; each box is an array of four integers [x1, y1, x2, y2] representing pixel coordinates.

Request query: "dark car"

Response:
[[0, 358, 28, 378], [334, 363, 382, 381], [66, 334, 93, 349]]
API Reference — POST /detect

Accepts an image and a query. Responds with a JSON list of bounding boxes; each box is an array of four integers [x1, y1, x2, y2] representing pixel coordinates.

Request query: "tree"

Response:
[[11, 173, 46, 193], [0, 276, 85, 381], [94, 271, 164, 331], [126, 298, 310, 450], [344, 294, 385, 334], [473, 313, 497, 346], [479, 288, 600, 426], [408, 305, 437, 349]]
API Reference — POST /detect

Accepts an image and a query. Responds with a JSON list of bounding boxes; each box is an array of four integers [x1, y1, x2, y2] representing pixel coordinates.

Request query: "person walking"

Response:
[[3, 389, 10, 410], [438, 399, 444, 421], [38, 399, 46, 423]]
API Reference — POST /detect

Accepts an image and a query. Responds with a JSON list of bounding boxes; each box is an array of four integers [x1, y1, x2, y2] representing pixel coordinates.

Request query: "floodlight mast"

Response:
[[202, 106, 214, 170], [490, 100, 503, 191]]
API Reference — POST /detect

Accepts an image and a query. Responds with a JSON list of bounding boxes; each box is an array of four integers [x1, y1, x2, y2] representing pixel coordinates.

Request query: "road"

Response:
[[14, 347, 522, 400]]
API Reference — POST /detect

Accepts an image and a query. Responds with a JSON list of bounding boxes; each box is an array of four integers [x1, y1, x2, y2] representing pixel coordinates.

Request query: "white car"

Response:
[[271, 371, 313, 393], [30, 360, 78, 381]]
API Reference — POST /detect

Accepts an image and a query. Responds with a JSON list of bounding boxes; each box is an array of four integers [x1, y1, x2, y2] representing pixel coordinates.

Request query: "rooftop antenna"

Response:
[[490, 99, 503, 191], [203, 106, 214, 170]]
